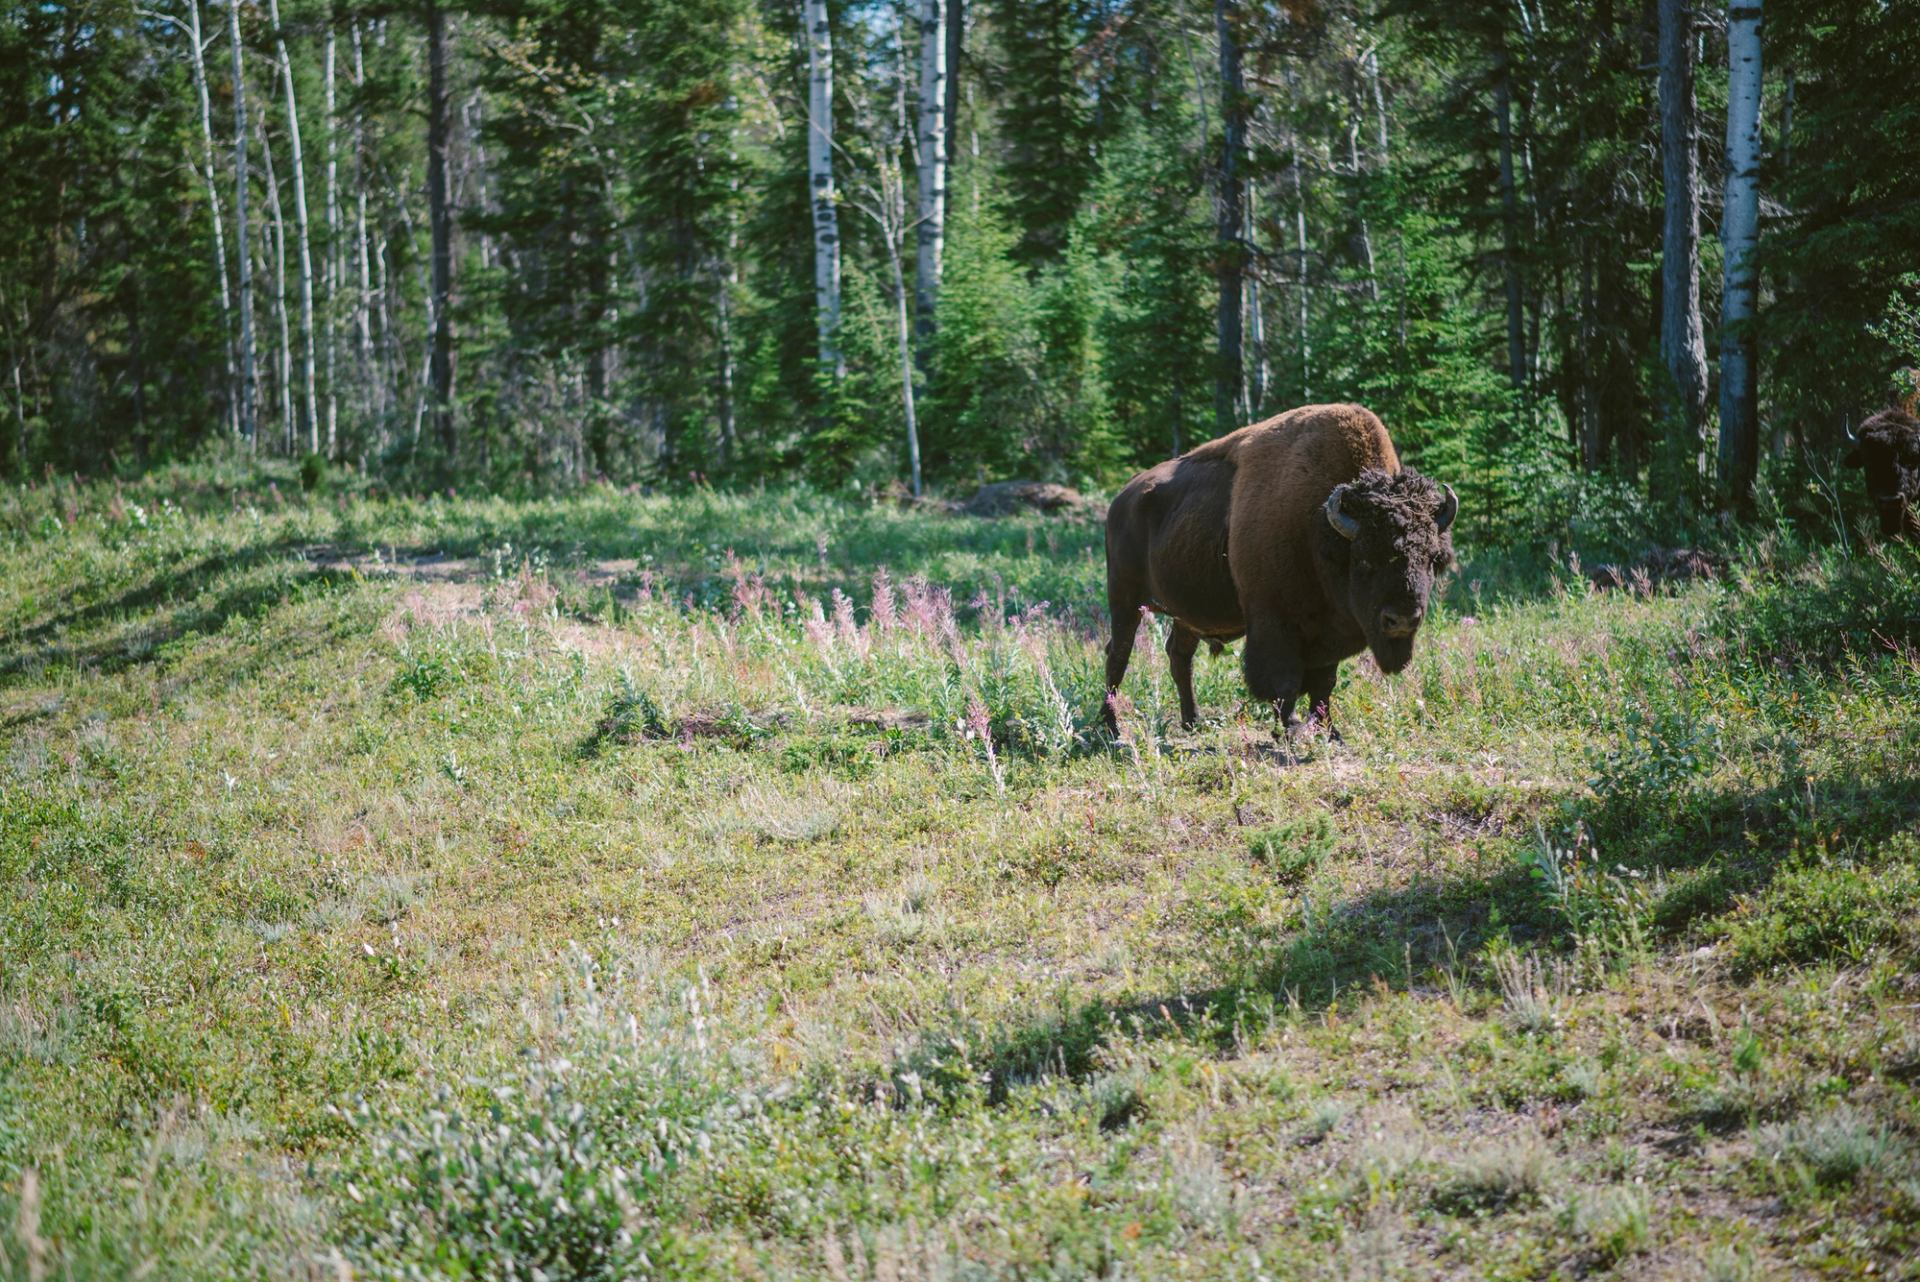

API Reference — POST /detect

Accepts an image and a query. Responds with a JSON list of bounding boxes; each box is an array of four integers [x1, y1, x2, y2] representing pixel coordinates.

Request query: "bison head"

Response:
[[1320, 468, 1457, 674], [1844, 409, 1920, 538]]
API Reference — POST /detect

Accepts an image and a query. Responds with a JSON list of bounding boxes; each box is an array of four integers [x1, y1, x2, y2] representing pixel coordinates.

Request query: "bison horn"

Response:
[[1843, 416, 1859, 445], [1435, 483, 1459, 533], [1324, 485, 1361, 540]]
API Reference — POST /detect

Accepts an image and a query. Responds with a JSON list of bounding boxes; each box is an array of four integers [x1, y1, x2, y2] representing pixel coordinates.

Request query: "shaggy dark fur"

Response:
[[1102, 404, 1456, 737], [1334, 468, 1457, 568], [1845, 408, 1920, 538]]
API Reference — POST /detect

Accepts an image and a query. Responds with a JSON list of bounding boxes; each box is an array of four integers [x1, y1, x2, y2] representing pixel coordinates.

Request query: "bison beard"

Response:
[[1101, 403, 1456, 740]]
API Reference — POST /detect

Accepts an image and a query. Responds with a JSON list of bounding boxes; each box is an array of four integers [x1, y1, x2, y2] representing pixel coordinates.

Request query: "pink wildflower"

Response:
[[871, 568, 898, 632]]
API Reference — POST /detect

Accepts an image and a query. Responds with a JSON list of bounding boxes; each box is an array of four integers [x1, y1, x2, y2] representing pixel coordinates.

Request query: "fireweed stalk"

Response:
[[964, 694, 1004, 794]]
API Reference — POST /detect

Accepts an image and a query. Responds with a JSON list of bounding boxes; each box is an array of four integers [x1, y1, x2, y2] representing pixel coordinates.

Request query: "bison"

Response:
[[1101, 403, 1456, 738], [1844, 408, 1920, 538]]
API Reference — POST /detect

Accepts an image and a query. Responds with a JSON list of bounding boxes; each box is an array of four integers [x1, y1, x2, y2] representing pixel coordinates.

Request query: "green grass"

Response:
[[3, 466, 1920, 1279]]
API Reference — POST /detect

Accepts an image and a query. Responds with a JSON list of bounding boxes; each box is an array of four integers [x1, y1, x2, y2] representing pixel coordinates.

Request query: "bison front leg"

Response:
[[1167, 622, 1201, 728], [1102, 597, 1145, 735], [1241, 623, 1304, 738], [1303, 662, 1342, 741]]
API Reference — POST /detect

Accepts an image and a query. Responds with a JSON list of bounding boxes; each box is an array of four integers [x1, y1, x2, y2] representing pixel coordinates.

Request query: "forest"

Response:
[[5, 0, 1917, 533]]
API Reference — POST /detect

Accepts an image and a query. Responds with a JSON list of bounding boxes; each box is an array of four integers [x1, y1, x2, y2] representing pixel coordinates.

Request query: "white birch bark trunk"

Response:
[[1294, 191, 1309, 402], [426, 0, 455, 461], [1658, 0, 1709, 451], [1717, 0, 1762, 500], [1246, 187, 1267, 413], [228, 0, 258, 445], [890, 240, 922, 497], [1286, 69, 1310, 402], [1348, 108, 1377, 302], [182, 0, 238, 436], [324, 24, 339, 456], [268, 0, 319, 452], [1365, 47, 1408, 353], [914, 0, 946, 351], [1365, 47, 1389, 160], [351, 24, 378, 429], [1214, 0, 1246, 432], [804, 0, 843, 377], [261, 106, 294, 453]]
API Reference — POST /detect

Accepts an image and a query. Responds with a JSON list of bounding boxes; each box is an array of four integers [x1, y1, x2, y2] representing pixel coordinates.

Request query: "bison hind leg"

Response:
[[1167, 622, 1201, 728]]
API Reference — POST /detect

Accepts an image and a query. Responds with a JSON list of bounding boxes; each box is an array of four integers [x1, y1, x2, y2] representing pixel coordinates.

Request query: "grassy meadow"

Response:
[[3, 464, 1919, 1280]]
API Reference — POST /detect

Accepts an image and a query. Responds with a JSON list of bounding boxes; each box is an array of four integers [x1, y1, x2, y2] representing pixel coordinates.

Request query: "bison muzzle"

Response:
[[1101, 403, 1456, 738]]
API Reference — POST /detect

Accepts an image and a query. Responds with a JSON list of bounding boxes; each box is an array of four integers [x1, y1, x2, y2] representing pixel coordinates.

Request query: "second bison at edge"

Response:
[[1102, 403, 1457, 738]]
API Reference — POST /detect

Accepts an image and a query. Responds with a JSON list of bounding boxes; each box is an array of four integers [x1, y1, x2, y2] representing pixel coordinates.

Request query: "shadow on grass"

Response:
[[921, 766, 1920, 1103], [1, 542, 354, 685], [5, 538, 304, 645], [325, 491, 1112, 623]]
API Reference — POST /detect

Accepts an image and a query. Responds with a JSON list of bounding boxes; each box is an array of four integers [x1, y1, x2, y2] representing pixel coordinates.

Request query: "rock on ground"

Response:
[[958, 480, 1091, 518]]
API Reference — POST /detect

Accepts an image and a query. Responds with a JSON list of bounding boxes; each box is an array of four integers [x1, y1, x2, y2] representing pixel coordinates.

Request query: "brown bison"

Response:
[[1101, 403, 1456, 737], [1844, 408, 1920, 538]]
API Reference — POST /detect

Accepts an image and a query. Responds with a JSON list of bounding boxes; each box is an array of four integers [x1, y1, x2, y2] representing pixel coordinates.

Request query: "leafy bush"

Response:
[[1722, 838, 1920, 973], [583, 672, 670, 754], [1248, 815, 1335, 885], [1588, 703, 1720, 808], [391, 648, 466, 701], [335, 951, 751, 1281]]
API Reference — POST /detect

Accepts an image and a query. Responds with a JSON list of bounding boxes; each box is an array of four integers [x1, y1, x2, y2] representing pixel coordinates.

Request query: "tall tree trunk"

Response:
[[1214, 0, 1245, 432], [1364, 46, 1407, 354], [1246, 188, 1268, 413], [184, 0, 237, 437], [1658, 0, 1709, 456], [1347, 103, 1378, 302], [228, 0, 258, 446], [717, 262, 736, 466], [8, 359, 26, 479], [915, 0, 947, 357], [1364, 46, 1389, 159], [351, 24, 378, 433], [1285, 67, 1311, 403], [1579, 243, 1603, 468], [268, 0, 320, 453], [1493, 43, 1526, 392], [261, 106, 294, 454], [1717, 0, 1762, 502], [1294, 189, 1310, 402], [426, 0, 456, 465], [462, 90, 494, 272], [1768, 65, 1793, 455], [805, 0, 843, 378], [889, 242, 922, 497], [584, 184, 611, 476], [944, 0, 962, 184], [324, 21, 340, 456], [375, 224, 394, 449], [392, 182, 432, 447]]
